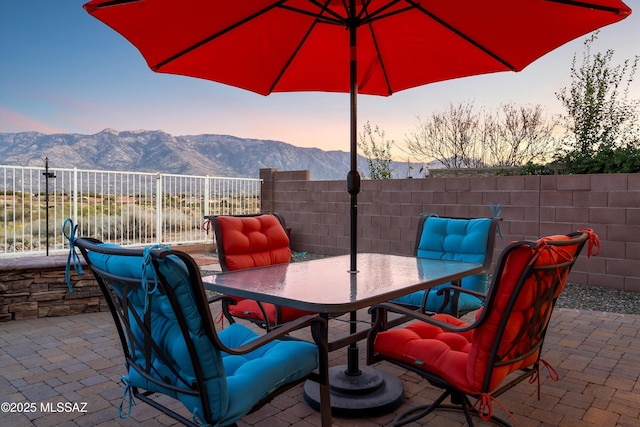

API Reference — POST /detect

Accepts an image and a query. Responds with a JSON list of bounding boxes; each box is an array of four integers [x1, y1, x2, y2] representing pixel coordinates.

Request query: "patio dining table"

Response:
[[201, 253, 482, 425]]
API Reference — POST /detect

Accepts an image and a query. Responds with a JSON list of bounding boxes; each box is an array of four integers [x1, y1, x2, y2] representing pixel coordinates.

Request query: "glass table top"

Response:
[[202, 253, 482, 313]]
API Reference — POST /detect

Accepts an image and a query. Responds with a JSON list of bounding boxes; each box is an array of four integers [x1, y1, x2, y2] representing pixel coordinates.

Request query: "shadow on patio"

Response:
[[1, 304, 638, 427]]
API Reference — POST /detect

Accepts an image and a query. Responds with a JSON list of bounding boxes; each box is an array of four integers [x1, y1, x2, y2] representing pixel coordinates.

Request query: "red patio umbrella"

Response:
[[82, 0, 631, 417]]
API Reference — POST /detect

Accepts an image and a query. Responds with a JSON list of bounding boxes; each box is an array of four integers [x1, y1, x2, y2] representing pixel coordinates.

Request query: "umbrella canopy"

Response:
[[83, 0, 631, 271], [84, 0, 630, 96]]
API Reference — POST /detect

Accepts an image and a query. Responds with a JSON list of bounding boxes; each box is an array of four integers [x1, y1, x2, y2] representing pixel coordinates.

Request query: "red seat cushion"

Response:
[[228, 300, 311, 324]]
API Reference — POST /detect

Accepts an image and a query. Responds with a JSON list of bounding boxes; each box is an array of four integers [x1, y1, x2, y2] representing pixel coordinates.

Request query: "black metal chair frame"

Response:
[[74, 237, 329, 427], [367, 232, 589, 426]]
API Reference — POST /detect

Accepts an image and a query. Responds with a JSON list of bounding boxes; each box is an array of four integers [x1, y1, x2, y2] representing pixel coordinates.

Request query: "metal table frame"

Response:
[[202, 253, 482, 426]]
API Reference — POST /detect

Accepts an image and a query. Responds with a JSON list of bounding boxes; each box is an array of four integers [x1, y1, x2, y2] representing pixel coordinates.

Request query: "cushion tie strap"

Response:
[[529, 358, 559, 400], [202, 218, 211, 235], [213, 310, 226, 329], [62, 218, 82, 293], [577, 228, 600, 257], [472, 393, 517, 424], [191, 407, 215, 427], [490, 204, 503, 239], [118, 376, 134, 419], [140, 245, 170, 315]]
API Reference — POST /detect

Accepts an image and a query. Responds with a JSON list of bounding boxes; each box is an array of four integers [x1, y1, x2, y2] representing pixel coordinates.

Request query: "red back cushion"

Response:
[[468, 234, 579, 391], [216, 215, 291, 271]]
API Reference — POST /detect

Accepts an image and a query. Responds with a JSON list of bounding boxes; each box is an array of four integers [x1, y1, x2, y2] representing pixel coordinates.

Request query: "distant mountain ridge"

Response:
[[0, 129, 424, 179]]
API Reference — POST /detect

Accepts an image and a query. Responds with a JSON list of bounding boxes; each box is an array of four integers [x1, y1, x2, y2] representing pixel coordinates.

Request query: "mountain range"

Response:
[[0, 129, 425, 180]]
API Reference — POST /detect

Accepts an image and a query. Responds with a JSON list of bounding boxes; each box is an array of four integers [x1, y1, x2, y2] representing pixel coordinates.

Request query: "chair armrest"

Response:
[[433, 285, 487, 314], [210, 314, 328, 356], [435, 285, 486, 300], [369, 302, 479, 334], [207, 294, 235, 304]]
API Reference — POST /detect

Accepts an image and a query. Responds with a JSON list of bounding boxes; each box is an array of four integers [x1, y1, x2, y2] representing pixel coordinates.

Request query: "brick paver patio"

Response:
[[1, 304, 639, 427]]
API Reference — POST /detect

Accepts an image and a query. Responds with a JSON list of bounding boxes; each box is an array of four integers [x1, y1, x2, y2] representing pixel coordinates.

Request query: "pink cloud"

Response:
[[0, 107, 65, 134]]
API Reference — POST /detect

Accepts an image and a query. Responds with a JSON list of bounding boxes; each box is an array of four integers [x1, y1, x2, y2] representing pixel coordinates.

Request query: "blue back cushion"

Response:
[[395, 217, 492, 312], [416, 217, 491, 267]]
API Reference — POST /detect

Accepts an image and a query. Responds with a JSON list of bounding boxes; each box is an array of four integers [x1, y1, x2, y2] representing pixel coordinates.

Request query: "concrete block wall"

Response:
[[261, 169, 640, 292]]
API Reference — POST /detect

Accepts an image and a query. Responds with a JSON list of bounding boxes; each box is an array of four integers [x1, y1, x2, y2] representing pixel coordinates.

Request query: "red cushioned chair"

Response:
[[367, 230, 599, 426], [208, 213, 314, 331]]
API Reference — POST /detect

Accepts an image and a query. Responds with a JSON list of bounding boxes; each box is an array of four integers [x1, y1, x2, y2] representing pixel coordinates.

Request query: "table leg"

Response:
[[303, 311, 404, 417], [316, 314, 331, 427]]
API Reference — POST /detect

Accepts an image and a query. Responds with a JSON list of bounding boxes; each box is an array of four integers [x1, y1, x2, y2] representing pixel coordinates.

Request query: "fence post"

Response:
[[73, 168, 78, 227], [156, 172, 162, 244], [204, 175, 210, 218]]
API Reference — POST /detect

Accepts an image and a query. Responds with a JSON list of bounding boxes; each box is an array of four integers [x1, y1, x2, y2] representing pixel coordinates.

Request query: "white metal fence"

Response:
[[0, 165, 262, 257]]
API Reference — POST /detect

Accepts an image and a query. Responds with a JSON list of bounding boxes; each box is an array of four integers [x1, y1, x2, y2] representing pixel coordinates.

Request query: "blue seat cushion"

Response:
[[87, 245, 318, 426], [219, 323, 318, 424], [393, 217, 492, 313]]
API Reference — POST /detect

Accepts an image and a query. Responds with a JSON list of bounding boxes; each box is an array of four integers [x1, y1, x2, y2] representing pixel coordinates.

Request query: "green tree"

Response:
[[358, 121, 394, 179], [555, 32, 640, 173]]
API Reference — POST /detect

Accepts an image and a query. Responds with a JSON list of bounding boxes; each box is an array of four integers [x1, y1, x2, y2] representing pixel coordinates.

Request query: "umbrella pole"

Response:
[[346, 1, 360, 276], [311, 10, 402, 415], [305, 3, 401, 418], [346, 11, 361, 376], [347, 71, 360, 275]]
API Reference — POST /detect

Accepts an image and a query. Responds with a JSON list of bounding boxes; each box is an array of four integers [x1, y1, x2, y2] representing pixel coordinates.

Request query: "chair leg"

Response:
[[433, 391, 513, 427], [135, 391, 200, 427], [459, 393, 476, 426], [393, 389, 451, 426], [221, 300, 237, 325], [394, 389, 517, 427], [438, 391, 475, 425]]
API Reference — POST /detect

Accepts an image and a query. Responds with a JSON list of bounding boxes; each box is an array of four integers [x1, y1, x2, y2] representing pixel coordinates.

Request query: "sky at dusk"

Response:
[[1, 1, 639, 157]]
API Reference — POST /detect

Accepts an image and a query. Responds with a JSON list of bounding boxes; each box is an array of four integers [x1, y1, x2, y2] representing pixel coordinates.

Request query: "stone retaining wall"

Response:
[[0, 256, 104, 322], [0, 243, 210, 322]]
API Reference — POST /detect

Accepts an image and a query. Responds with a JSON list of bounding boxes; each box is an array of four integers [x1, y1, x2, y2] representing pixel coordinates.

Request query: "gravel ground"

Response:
[[291, 252, 640, 315], [557, 282, 640, 314]]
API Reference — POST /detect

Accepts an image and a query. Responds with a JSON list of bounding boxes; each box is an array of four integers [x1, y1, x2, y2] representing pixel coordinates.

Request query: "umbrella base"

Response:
[[303, 365, 404, 418]]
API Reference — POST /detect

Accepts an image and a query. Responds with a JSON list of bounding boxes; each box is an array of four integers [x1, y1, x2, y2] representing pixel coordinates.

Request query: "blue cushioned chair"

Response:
[[70, 236, 329, 427], [392, 215, 501, 316]]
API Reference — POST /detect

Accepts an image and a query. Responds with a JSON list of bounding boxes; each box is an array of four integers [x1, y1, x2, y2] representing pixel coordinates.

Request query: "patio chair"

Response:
[[69, 236, 329, 427], [367, 230, 599, 426], [206, 213, 314, 330], [391, 215, 501, 316]]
